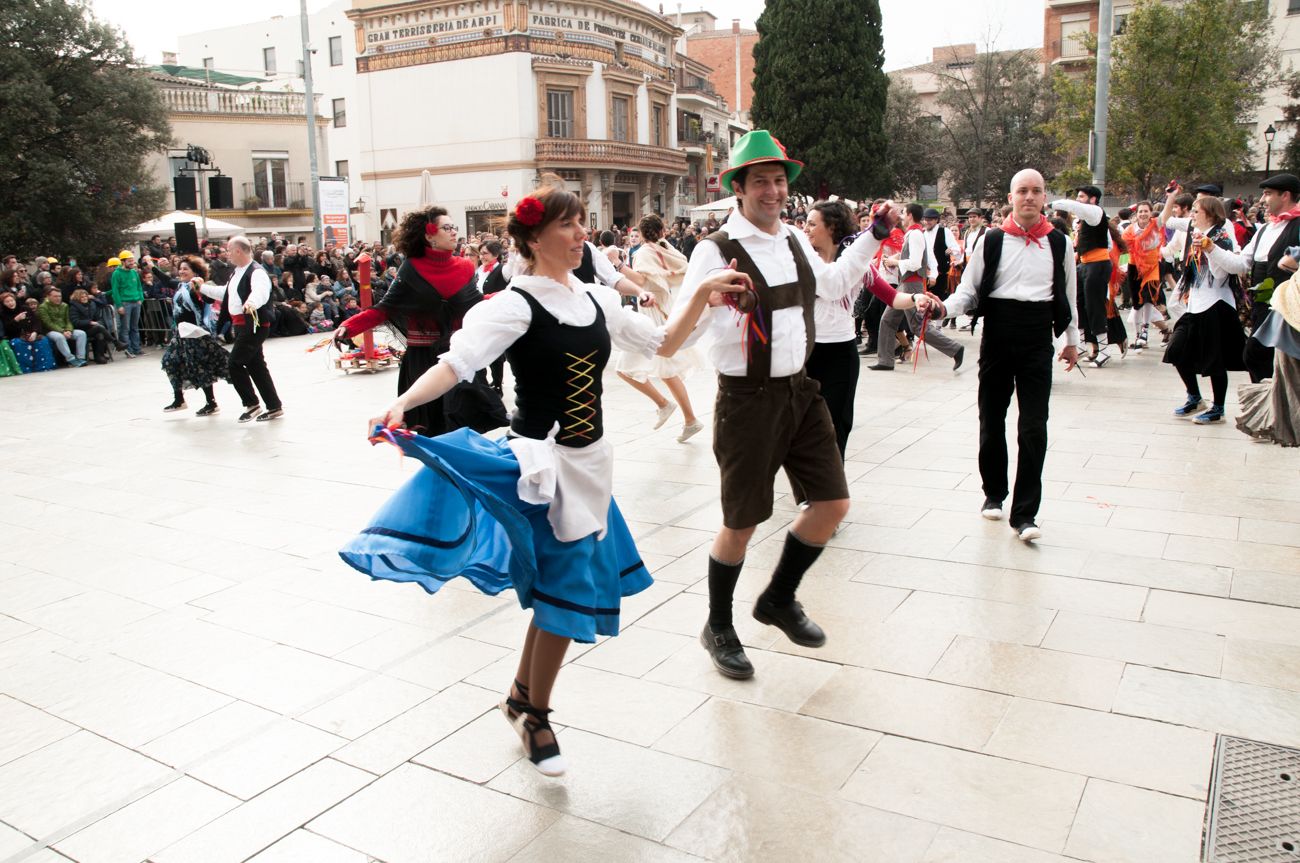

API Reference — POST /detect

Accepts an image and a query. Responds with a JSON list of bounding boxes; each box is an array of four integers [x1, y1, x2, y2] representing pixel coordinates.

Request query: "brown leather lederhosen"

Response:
[[706, 229, 850, 529]]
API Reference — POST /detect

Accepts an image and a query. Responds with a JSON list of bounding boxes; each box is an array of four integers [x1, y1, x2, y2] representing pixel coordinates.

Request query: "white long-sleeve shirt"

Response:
[[1213, 218, 1288, 278], [586, 241, 623, 289], [1164, 218, 1241, 314], [942, 227, 1080, 347], [671, 210, 882, 376], [199, 262, 271, 311], [1051, 199, 1104, 227], [897, 228, 928, 281]]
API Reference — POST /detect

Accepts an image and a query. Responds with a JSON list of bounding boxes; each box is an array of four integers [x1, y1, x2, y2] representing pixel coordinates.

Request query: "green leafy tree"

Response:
[[1044, 63, 1097, 191], [933, 48, 1056, 207], [1103, 0, 1271, 197], [881, 78, 941, 199], [0, 0, 170, 261], [1280, 72, 1300, 175], [750, 0, 889, 198]]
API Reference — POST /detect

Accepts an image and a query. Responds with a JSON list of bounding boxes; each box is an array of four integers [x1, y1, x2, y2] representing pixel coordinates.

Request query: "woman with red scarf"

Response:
[[333, 207, 486, 436]]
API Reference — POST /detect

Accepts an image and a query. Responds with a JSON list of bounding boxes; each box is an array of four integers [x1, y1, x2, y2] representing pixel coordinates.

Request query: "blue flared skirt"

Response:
[[339, 428, 652, 643]]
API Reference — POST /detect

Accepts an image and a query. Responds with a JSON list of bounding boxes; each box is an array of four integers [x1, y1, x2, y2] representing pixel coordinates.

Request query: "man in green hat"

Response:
[[669, 129, 911, 680]]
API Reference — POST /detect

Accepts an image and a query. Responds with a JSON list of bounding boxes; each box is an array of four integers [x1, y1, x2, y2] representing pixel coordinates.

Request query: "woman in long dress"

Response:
[[1237, 274, 1300, 445], [614, 214, 705, 442], [341, 177, 750, 776]]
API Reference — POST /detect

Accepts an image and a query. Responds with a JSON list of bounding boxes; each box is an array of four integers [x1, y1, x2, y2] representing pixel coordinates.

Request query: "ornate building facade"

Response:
[[348, 0, 696, 235]]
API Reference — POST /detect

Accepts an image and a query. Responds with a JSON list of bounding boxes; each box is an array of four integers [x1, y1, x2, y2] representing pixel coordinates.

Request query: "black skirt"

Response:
[[161, 336, 231, 390], [397, 345, 447, 436], [1164, 301, 1247, 374]]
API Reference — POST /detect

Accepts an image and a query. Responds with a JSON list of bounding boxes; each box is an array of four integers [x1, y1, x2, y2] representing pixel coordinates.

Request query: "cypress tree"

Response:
[[749, 0, 888, 199]]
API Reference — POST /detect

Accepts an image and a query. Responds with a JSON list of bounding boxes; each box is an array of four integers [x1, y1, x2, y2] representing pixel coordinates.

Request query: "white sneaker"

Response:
[[1014, 522, 1042, 542], [677, 420, 704, 443], [653, 402, 677, 430]]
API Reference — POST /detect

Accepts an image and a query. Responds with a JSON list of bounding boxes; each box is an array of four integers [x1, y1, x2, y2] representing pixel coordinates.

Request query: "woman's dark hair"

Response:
[[502, 175, 584, 262], [180, 255, 208, 279], [598, 230, 617, 247], [396, 206, 449, 260], [811, 200, 855, 246], [0, 268, 19, 289], [638, 213, 665, 243], [482, 240, 503, 257], [1106, 218, 1127, 254]]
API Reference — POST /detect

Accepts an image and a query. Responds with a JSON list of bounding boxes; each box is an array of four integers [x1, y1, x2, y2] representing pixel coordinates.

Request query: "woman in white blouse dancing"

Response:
[[342, 176, 750, 776]]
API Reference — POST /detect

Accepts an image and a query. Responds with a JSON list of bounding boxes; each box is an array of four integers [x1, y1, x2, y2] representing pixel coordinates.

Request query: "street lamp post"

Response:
[[1265, 123, 1277, 177]]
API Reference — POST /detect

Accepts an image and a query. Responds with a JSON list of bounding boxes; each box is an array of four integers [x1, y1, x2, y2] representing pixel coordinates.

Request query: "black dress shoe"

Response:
[[752, 597, 826, 647], [868, 364, 893, 371], [699, 625, 754, 679], [953, 345, 965, 371]]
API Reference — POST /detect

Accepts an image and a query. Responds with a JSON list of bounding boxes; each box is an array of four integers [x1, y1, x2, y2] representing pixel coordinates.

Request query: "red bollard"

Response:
[[356, 253, 374, 361]]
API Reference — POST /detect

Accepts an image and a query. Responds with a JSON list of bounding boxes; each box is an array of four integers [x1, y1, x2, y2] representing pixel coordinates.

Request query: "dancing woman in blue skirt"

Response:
[[343, 176, 751, 775]]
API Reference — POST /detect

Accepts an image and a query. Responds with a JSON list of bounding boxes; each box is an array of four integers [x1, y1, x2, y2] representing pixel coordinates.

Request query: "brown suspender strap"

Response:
[[704, 229, 817, 382]]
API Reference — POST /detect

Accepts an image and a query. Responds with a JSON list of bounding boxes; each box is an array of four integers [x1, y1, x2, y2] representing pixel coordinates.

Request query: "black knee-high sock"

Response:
[[707, 555, 744, 630], [172, 385, 183, 402], [761, 531, 824, 607], [1210, 369, 1227, 407], [202, 384, 215, 404]]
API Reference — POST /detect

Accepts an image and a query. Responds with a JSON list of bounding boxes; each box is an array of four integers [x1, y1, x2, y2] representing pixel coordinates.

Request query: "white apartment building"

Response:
[[177, 2, 361, 211], [179, 0, 744, 240]]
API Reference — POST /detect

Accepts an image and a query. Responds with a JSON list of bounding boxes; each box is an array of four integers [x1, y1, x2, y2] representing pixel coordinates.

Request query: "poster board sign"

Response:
[[319, 176, 350, 249]]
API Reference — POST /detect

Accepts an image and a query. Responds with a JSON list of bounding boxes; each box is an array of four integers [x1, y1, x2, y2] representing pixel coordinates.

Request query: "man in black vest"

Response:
[[1054, 186, 1116, 368], [200, 235, 283, 422], [1216, 173, 1300, 382], [931, 169, 1080, 542]]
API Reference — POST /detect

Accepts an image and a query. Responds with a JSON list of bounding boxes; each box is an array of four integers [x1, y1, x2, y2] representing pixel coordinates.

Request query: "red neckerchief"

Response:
[[872, 227, 905, 265], [1269, 205, 1300, 223], [408, 249, 475, 299], [1001, 215, 1053, 248]]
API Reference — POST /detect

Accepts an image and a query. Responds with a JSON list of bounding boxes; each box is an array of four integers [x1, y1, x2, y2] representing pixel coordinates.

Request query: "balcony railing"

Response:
[[676, 129, 729, 159], [239, 181, 307, 210], [536, 139, 688, 175], [160, 86, 321, 118], [676, 71, 719, 97]]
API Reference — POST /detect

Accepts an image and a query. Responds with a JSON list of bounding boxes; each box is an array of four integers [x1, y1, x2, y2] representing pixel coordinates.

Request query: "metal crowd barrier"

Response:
[[139, 299, 174, 346]]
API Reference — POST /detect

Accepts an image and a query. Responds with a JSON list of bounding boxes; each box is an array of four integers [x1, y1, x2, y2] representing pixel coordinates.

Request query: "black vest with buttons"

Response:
[[1075, 212, 1111, 256]]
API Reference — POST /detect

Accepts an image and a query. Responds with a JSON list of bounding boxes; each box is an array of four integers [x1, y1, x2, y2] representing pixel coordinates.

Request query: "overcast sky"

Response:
[[90, 0, 1043, 71]]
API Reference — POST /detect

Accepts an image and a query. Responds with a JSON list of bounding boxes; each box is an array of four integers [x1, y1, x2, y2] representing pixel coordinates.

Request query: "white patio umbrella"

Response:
[[689, 195, 737, 219], [130, 211, 244, 238], [418, 170, 435, 208]]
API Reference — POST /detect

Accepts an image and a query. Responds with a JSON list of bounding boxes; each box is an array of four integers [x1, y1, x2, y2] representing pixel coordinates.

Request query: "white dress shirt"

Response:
[[671, 210, 882, 377], [1051, 199, 1104, 227], [897, 229, 928, 281], [199, 262, 271, 310], [943, 227, 1081, 347], [586, 241, 623, 289], [1215, 218, 1287, 276]]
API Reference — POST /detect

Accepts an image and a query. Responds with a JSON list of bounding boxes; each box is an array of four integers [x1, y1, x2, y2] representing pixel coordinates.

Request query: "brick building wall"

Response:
[[685, 22, 758, 116]]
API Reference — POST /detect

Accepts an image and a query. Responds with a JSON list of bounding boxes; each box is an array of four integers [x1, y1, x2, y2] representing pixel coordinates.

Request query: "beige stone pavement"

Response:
[[0, 327, 1297, 863]]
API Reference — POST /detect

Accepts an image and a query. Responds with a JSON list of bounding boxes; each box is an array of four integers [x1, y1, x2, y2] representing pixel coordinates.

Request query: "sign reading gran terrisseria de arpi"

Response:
[[353, 0, 673, 65]]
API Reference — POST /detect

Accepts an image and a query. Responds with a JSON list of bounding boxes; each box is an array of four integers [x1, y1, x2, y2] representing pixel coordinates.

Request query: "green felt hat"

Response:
[[720, 130, 804, 194]]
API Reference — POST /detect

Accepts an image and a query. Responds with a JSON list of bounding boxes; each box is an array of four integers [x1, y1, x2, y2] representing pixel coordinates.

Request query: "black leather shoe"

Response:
[[868, 364, 893, 372], [700, 625, 754, 679], [752, 597, 826, 647], [953, 346, 965, 372]]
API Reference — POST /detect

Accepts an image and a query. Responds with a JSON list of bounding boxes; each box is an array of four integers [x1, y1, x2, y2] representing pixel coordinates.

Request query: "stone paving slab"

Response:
[[0, 330, 1296, 862]]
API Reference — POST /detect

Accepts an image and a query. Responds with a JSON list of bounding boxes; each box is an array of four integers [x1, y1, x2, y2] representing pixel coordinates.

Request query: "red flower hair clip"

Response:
[[424, 221, 439, 236], [515, 196, 545, 227]]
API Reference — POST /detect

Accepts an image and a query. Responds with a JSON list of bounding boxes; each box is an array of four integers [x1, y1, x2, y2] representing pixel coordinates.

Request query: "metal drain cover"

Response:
[[1204, 735, 1300, 861]]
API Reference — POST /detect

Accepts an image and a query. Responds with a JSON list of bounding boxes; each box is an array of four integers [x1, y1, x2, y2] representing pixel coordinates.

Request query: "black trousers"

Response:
[[1244, 301, 1275, 384], [977, 300, 1054, 525], [229, 323, 282, 410], [805, 339, 859, 458], [1079, 260, 1112, 346]]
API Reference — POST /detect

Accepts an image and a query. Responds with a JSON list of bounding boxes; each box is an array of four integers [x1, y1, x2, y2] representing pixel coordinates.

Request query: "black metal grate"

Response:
[[1205, 736, 1300, 861]]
